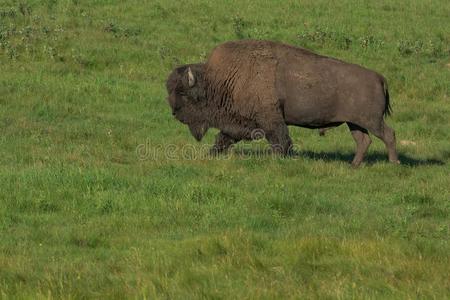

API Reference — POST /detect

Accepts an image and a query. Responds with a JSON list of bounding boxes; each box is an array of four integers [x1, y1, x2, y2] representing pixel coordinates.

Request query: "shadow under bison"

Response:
[[233, 148, 444, 167]]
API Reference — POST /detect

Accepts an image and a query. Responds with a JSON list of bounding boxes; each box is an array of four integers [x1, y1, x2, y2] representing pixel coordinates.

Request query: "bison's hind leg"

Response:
[[367, 121, 400, 164], [382, 123, 400, 164], [347, 122, 372, 167], [359, 120, 400, 164]]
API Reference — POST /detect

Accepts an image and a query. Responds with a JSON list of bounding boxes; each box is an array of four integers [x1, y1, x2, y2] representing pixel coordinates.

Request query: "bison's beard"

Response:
[[188, 123, 208, 141]]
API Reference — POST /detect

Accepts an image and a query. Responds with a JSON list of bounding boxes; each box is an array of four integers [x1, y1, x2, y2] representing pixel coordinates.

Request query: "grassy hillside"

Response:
[[1, 0, 449, 298]]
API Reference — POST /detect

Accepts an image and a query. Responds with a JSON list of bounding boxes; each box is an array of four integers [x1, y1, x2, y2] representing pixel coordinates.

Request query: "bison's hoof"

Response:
[[351, 161, 363, 168], [209, 147, 226, 156]]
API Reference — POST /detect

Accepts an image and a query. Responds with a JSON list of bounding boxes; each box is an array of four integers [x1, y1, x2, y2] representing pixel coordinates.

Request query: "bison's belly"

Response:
[[282, 88, 344, 127]]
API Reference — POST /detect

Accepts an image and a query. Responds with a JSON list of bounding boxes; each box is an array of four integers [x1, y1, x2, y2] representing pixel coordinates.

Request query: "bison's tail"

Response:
[[383, 78, 392, 117]]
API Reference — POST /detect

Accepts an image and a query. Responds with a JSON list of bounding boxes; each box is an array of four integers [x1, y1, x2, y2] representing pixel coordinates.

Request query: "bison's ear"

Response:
[[187, 67, 195, 87]]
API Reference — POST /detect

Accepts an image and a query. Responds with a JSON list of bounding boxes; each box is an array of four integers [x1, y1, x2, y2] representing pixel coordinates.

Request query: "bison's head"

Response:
[[166, 64, 209, 141]]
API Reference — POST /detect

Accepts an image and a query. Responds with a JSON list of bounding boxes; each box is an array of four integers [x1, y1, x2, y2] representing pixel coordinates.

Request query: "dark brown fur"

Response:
[[166, 40, 399, 166]]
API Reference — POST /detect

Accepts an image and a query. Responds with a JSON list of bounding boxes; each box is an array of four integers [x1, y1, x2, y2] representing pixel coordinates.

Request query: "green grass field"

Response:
[[1, 0, 449, 298]]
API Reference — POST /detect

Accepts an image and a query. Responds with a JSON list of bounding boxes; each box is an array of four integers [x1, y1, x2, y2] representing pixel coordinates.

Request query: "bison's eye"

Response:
[[175, 86, 187, 95]]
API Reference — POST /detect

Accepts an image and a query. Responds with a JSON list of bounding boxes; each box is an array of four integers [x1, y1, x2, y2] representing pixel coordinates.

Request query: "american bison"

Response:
[[166, 40, 399, 166]]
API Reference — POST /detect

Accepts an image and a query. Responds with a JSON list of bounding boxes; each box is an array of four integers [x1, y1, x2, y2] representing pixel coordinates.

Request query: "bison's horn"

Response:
[[187, 67, 195, 87]]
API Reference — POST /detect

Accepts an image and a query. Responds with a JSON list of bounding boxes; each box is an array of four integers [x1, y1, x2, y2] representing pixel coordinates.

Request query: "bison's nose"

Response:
[[172, 106, 181, 116]]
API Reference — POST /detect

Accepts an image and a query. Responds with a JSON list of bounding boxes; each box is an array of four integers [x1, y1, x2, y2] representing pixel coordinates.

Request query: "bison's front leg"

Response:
[[264, 123, 293, 156], [210, 131, 237, 155]]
